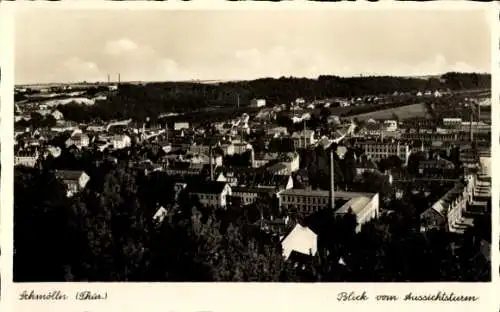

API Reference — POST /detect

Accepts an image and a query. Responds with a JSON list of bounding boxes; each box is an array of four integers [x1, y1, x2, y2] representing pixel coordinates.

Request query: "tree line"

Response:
[[51, 73, 490, 123]]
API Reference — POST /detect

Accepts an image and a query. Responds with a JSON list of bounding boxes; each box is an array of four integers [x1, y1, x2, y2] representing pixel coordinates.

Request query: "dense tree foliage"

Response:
[[15, 112, 57, 130], [14, 167, 70, 281], [14, 163, 294, 282], [14, 144, 490, 282]]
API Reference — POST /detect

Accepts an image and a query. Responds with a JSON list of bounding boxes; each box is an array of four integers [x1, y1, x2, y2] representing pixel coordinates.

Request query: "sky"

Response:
[[15, 9, 491, 84]]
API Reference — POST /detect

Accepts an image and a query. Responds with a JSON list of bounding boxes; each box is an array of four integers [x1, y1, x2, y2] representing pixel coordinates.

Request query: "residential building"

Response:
[[174, 122, 190, 131], [86, 125, 106, 132], [215, 169, 238, 187], [327, 115, 340, 125], [231, 169, 293, 190], [111, 134, 132, 150], [153, 206, 168, 225], [417, 158, 457, 178], [164, 162, 206, 177], [281, 224, 318, 260], [316, 137, 333, 150], [44, 146, 62, 159], [460, 121, 491, 134], [233, 142, 253, 155], [182, 152, 222, 167], [402, 132, 490, 144], [51, 109, 64, 120], [355, 157, 378, 175], [52, 120, 79, 133], [419, 157, 455, 169], [219, 142, 236, 156], [478, 149, 491, 176], [232, 186, 275, 206], [291, 130, 315, 149], [419, 182, 471, 234], [295, 98, 306, 105], [442, 118, 462, 128], [266, 163, 288, 175], [252, 152, 279, 168], [355, 140, 411, 164], [187, 181, 232, 209], [189, 138, 227, 155], [65, 131, 90, 149], [14, 150, 39, 168], [54, 170, 90, 197], [383, 120, 398, 132], [250, 98, 266, 108], [266, 126, 288, 137], [278, 152, 300, 174]]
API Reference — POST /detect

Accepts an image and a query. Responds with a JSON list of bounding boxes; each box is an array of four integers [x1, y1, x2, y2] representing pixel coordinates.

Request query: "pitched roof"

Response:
[[336, 196, 373, 215], [419, 158, 455, 169], [281, 224, 318, 260], [236, 170, 291, 189], [281, 188, 376, 199], [254, 152, 279, 161], [54, 170, 85, 181], [429, 182, 465, 217], [68, 133, 89, 141], [186, 180, 228, 194], [267, 163, 287, 172]]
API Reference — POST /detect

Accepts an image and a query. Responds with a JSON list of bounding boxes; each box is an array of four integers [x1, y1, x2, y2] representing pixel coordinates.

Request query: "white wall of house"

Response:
[[193, 184, 232, 208], [14, 155, 38, 167]]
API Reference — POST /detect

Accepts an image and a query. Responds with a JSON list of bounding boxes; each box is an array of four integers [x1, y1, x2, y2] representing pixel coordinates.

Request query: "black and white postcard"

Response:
[[1, 2, 497, 312]]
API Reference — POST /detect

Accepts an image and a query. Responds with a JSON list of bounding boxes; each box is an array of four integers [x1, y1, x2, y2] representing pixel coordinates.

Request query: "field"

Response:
[[346, 103, 430, 121]]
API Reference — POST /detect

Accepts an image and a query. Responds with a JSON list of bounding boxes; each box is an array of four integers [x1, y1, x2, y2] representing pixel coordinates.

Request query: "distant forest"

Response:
[[46, 72, 491, 123]]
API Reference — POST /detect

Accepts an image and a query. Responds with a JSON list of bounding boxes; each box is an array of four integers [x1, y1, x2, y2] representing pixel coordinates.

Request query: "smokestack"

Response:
[[469, 105, 474, 143], [118, 73, 121, 84], [250, 148, 255, 168], [477, 104, 481, 142], [107, 74, 110, 84], [209, 145, 214, 181], [329, 149, 335, 209], [303, 120, 307, 149]]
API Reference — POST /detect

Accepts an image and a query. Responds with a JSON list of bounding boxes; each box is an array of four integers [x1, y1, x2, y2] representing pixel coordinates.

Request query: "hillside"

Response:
[[35, 72, 491, 123]]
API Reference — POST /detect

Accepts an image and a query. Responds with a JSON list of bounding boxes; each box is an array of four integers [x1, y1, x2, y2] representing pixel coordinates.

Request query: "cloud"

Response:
[[59, 57, 103, 82], [101, 39, 195, 81], [52, 44, 488, 84], [104, 38, 139, 55], [424, 54, 448, 74], [231, 46, 331, 79], [408, 54, 486, 76], [449, 61, 486, 74]]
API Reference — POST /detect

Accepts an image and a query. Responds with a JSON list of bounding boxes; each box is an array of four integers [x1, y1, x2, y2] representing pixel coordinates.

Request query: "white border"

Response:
[[0, 2, 497, 312], [0, 3, 15, 311], [490, 1, 499, 296], [1, 1, 498, 10]]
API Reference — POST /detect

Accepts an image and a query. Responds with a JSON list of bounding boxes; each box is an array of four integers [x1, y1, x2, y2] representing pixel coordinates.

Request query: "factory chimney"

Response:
[[303, 120, 307, 149], [477, 104, 481, 142], [329, 149, 335, 209], [469, 105, 474, 143], [209, 145, 214, 181]]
